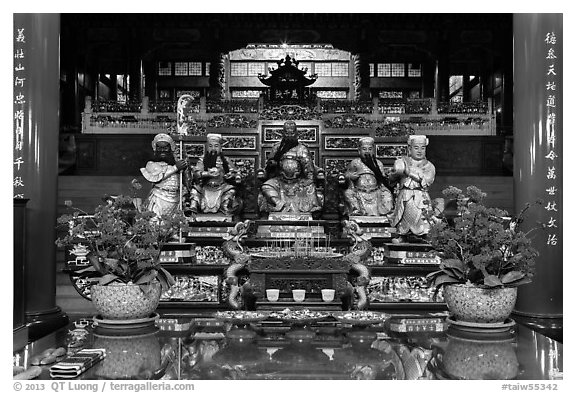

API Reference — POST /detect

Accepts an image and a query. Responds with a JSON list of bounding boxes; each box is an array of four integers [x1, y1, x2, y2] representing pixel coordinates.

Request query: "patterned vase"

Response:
[[442, 335, 519, 379], [443, 284, 517, 323], [94, 332, 161, 379], [91, 282, 161, 320]]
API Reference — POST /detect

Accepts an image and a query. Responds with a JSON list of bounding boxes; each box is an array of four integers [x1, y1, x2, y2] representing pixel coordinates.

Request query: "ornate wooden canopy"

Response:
[[258, 55, 318, 101]]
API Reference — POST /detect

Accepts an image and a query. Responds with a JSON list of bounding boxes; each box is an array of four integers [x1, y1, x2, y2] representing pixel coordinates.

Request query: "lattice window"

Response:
[[316, 90, 347, 99], [177, 90, 201, 99], [408, 63, 421, 77], [230, 62, 248, 76], [248, 62, 265, 76], [332, 63, 349, 76], [231, 90, 261, 98], [175, 62, 188, 76], [205, 62, 210, 76], [188, 62, 203, 76], [158, 62, 172, 76], [369, 64, 375, 77], [377, 63, 391, 77], [315, 62, 332, 77], [379, 91, 403, 98], [391, 63, 405, 77]]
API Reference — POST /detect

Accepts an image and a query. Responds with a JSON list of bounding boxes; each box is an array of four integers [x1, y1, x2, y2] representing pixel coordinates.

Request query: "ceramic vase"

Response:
[[91, 282, 161, 320], [443, 284, 517, 323]]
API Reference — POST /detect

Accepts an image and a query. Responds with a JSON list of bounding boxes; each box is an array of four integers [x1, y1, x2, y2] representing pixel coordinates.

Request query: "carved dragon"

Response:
[[342, 219, 372, 310], [222, 220, 253, 309]]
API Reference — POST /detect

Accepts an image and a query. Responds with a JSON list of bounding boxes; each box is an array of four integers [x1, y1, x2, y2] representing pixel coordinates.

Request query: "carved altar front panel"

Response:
[[247, 258, 350, 300]]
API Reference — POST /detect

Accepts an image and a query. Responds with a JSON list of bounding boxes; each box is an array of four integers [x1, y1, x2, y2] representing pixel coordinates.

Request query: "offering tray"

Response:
[[332, 311, 388, 326], [213, 311, 270, 325], [269, 308, 331, 325]]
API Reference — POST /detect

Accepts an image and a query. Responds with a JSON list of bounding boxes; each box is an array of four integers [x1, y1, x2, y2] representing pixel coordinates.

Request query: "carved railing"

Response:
[[206, 99, 259, 114], [81, 96, 495, 135], [437, 100, 489, 114], [320, 99, 373, 114], [378, 98, 433, 115]]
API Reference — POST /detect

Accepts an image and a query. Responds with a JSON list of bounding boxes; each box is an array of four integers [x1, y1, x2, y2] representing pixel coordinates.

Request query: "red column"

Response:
[[513, 14, 562, 318], [14, 13, 68, 340]]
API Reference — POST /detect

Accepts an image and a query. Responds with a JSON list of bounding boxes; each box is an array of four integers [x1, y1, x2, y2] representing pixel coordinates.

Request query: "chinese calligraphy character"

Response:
[[545, 201, 558, 212], [547, 133, 556, 148], [14, 134, 24, 151], [546, 234, 558, 246], [546, 48, 557, 59], [546, 167, 556, 180], [546, 81, 556, 91], [14, 49, 24, 59], [14, 110, 24, 121], [546, 95, 556, 108], [14, 77, 26, 87], [546, 186, 557, 195], [547, 64, 556, 76], [14, 64, 24, 72], [547, 217, 558, 228], [13, 177, 25, 187], [545, 150, 558, 160], [15, 28, 25, 43], [13, 157, 24, 171], [545, 32, 557, 44], [14, 194, 24, 199], [14, 94, 25, 105]]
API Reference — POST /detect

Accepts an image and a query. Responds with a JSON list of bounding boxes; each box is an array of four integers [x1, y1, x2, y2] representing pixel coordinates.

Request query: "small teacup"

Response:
[[266, 289, 280, 302], [292, 289, 306, 302], [321, 289, 335, 302]]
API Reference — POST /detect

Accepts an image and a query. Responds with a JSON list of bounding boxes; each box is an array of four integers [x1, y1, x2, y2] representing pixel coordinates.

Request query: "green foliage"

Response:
[[425, 186, 543, 289], [56, 194, 186, 291]]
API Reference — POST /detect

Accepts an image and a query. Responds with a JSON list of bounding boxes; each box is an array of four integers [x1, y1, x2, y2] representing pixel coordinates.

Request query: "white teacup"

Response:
[[266, 289, 280, 302], [292, 289, 306, 302], [321, 289, 335, 302]]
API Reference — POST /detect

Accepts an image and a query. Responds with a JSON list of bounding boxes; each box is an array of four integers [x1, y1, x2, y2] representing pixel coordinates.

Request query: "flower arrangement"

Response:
[[426, 186, 543, 289], [56, 187, 186, 293]]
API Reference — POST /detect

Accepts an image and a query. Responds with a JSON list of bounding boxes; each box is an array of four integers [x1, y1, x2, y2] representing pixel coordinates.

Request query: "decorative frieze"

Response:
[[324, 115, 372, 128], [207, 114, 258, 129], [259, 105, 323, 121]]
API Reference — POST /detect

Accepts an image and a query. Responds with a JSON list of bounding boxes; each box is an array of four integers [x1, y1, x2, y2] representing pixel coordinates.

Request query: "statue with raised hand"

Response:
[[389, 135, 436, 242], [140, 133, 188, 219]]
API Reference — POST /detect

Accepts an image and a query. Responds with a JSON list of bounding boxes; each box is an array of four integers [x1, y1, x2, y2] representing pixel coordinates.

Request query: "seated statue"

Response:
[[342, 137, 393, 217], [258, 121, 323, 215], [389, 134, 436, 242], [188, 133, 240, 218]]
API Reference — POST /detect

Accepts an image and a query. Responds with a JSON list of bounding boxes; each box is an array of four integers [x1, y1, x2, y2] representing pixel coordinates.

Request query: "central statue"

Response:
[[258, 121, 323, 216]]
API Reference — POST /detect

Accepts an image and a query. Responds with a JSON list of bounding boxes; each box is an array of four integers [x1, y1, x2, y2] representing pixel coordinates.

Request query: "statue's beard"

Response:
[[361, 154, 386, 185], [273, 136, 299, 162], [203, 151, 229, 173], [152, 151, 176, 165]]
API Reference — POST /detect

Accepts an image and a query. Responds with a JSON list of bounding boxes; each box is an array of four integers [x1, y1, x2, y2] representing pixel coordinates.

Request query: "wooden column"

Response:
[[513, 14, 562, 318], [14, 13, 68, 340]]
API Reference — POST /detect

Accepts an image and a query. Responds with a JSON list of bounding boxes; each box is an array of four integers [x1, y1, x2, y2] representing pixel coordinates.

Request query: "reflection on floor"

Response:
[[513, 315, 562, 343]]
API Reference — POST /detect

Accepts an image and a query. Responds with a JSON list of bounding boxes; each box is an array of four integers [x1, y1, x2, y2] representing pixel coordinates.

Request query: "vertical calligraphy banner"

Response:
[[513, 14, 562, 317], [13, 19, 29, 198]]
